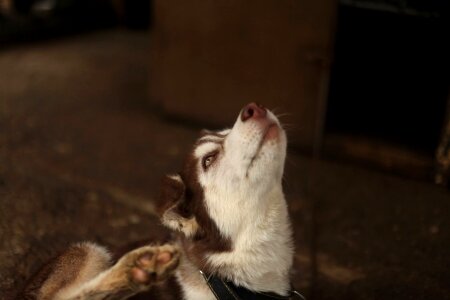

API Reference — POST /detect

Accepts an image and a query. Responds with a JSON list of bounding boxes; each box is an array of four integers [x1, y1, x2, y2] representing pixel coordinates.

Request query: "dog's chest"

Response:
[[175, 259, 216, 300]]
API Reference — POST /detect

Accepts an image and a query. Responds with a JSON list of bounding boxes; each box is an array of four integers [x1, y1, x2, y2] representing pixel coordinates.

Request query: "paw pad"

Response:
[[129, 245, 179, 287]]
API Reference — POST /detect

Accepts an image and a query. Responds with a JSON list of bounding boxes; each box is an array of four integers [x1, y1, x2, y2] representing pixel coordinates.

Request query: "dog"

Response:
[[20, 103, 295, 300]]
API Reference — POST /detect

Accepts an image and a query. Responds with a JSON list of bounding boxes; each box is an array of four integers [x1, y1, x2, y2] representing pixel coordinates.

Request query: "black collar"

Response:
[[199, 270, 306, 300]]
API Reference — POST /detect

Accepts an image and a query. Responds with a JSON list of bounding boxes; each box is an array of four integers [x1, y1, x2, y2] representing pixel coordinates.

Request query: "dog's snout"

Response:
[[241, 102, 267, 122]]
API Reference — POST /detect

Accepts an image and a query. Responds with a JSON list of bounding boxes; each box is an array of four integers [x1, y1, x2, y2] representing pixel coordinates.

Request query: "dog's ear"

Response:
[[158, 174, 199, 238]]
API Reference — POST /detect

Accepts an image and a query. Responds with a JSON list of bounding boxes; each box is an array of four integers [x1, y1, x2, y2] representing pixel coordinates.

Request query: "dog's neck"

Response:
[[176, 186, 294, 300]]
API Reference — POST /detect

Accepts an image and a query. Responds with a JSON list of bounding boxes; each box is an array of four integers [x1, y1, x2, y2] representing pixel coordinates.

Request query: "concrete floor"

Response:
[[0, 30, 449, 299]]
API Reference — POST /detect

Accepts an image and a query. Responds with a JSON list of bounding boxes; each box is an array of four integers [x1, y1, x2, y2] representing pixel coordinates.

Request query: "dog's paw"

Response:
[[126, 244, 180, 289]]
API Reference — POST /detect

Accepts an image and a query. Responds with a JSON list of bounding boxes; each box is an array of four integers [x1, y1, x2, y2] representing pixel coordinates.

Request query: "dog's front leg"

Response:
[[58, 244, 180, 300]]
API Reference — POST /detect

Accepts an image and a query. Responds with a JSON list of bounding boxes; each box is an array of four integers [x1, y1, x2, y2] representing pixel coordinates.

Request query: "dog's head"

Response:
[[159, 103, 287, 262]]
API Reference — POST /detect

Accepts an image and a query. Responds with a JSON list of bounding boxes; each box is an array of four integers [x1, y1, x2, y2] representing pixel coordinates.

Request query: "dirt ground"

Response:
[[0, 30, 449, 299]]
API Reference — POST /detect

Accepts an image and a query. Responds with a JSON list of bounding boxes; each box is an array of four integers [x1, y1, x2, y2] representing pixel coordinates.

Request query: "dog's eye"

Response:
[[202, 153, 217, 170]]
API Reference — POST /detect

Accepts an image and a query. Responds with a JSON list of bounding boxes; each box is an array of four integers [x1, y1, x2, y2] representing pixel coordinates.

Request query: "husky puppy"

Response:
[[20, 103, 294, 300]]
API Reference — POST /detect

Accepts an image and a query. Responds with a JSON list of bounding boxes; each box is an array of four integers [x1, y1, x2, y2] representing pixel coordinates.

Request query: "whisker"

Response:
[[275, 113, 293, 119], [281, 124, 301, 132], [280, 123, 298, 128], [271, 106, 281, 114]]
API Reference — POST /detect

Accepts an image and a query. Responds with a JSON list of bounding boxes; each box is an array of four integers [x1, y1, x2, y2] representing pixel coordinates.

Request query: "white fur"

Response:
[[52, 243, 112, 300], [194, 142, 221, 158], [178, 109, 294, 299], [168, 174, 183, 183], [176, 258, 215, 300]]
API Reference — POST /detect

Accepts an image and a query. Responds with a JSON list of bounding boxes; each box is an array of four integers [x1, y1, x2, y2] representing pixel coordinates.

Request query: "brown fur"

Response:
[[21, 244, 91, 300], [127, 276, 181, 300], [20, 244, 180, 300], [159, 149, 232, 274]]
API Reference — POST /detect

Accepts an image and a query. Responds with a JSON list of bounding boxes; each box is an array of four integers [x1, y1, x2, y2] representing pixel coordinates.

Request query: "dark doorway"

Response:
[[326, 2, 449, 160]]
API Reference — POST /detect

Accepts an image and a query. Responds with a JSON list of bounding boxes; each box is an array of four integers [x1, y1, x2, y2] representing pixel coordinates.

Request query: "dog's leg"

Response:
[[21, 243, 180, 300], [21, 242, 113, 300], [54, 244, 180, 300]]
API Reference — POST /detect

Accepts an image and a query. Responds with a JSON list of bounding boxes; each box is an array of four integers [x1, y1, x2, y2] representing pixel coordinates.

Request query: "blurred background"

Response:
[[0, 0, 449, 299]]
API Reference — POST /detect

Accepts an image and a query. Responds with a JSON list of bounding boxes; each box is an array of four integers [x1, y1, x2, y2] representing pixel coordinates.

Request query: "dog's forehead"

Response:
[[193, 129, 231, 158], [198, 128, 231, 141]]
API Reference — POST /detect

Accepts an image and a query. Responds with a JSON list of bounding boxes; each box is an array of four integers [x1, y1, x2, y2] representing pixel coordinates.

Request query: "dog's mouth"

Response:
[[262, 122, 280, 142], [245, 122, 280, 176]]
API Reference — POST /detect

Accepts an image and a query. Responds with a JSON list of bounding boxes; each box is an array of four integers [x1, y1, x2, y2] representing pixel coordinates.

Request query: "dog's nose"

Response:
[[241, 102, 267, 122]]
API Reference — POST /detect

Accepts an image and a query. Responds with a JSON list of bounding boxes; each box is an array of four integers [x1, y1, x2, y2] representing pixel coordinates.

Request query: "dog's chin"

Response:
[[256, 123, 284, 152], [245, 135, 286, 182]]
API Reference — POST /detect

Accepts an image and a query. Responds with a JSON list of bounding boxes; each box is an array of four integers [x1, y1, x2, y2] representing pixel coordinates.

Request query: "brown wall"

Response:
[[150, 0, 336, 148]]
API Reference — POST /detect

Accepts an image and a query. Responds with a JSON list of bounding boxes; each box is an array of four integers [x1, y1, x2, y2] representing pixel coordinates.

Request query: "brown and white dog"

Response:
[[20, 103, 294, 300]]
